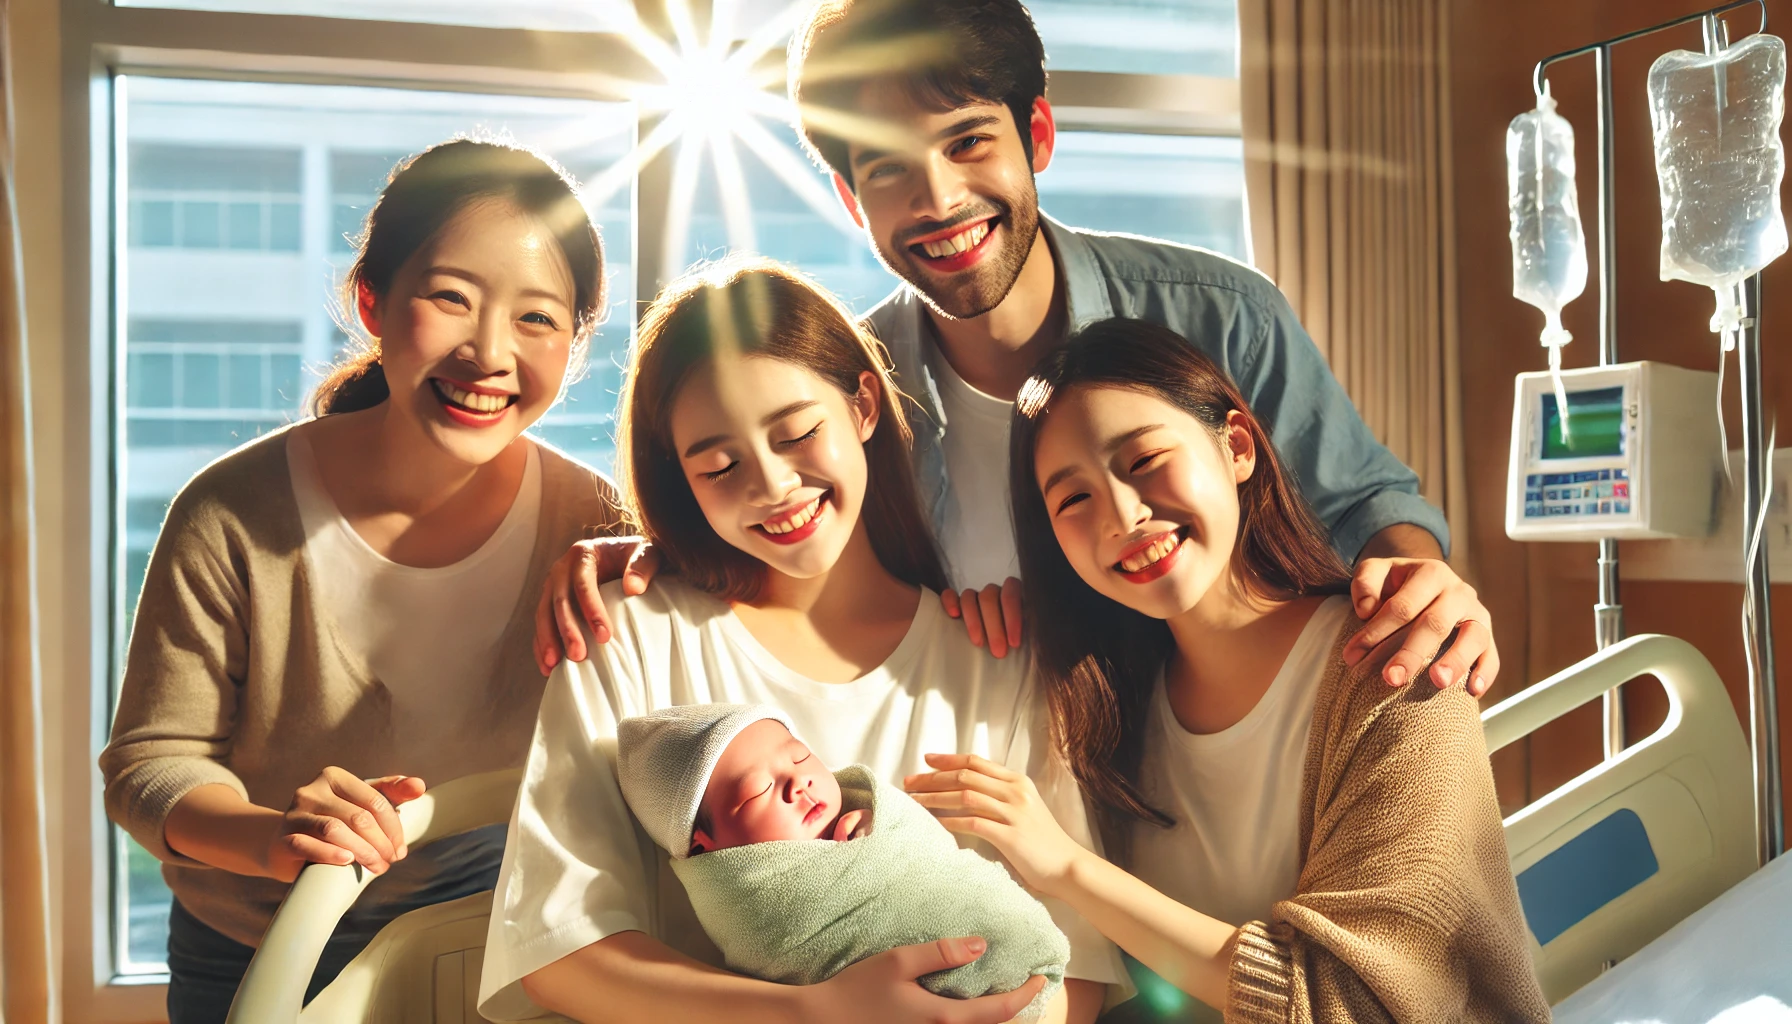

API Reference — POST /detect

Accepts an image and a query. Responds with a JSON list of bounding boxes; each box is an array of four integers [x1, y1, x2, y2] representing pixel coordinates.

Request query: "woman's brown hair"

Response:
[[311, 138, 606, 415], [617, 256, 948, 602], [1009, 318, 1351, 835]]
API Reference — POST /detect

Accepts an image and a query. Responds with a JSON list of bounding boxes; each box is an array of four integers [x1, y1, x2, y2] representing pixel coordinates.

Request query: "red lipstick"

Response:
[[753, 493, 829, 546], [1114, 530, 1188, 585], [909, 217, 997, 274], [431, 378, 516, 429]]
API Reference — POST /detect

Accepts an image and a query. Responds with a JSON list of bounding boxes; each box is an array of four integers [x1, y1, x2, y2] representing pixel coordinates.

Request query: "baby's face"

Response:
[[692, 720, 842, 854]]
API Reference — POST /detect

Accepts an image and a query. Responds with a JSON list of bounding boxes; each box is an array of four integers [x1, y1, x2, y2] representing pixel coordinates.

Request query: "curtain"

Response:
[[0, 0, 54, 1018], [1239, 0, 1469, 569]]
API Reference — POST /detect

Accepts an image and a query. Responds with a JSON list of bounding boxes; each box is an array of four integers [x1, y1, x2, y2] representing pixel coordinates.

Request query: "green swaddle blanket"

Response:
[[670, 764, 1069, 1020], [614, 703, 1068, 1021]]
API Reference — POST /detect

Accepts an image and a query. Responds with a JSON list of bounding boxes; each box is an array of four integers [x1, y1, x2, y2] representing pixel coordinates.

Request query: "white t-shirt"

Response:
[[287, 430, 541, 737], [1128, 597, 1352, 929], [930, 345, 1021, 590], [478, 579, 1126, 1021]]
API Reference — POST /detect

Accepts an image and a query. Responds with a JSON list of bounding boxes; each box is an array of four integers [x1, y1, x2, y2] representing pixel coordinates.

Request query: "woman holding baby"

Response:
[[478, 258, 1123, 1024], [490, 256, 1547, 1022]]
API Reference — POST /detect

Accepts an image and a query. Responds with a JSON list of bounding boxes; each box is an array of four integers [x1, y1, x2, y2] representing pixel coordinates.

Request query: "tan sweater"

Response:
[[99, 426, 626, 946], [1223, 626, 1551, 1024]]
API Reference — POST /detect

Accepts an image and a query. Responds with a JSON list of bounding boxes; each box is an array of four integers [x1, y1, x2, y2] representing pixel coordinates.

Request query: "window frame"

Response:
[[51, 0, 1242, 1017]]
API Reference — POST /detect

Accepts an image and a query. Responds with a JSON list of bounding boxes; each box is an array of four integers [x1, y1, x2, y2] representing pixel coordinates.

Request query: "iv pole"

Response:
[[1531, 0, 1784, 864]]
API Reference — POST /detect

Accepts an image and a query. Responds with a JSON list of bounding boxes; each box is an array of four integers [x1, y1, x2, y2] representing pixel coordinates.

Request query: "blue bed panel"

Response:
[[1515, 807, 1660, 946]]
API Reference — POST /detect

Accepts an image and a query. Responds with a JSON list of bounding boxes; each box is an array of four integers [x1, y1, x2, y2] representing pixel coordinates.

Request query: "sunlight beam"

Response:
[[661, 131, 709, 285], [733, 116, 861, 233], [711, 134, 758, 254], [580, 110, 690, 214], [665, 0, 703, 60], [525, 107, 641, 167], [726, 0, 810, 75], [603, 1, 883, 285], [709, 0, 744, 59], [791, 101, 923, 159], [610, 5, 686, 81], [742, 88, 797, 124], [792, 29, 955, 86]]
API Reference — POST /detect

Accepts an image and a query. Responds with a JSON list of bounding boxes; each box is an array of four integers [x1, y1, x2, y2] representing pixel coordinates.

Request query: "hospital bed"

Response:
[[227, 633, 1758, 1021]]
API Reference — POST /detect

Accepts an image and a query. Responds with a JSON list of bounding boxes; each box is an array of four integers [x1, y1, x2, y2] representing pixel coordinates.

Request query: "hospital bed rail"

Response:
[[1483, 633, 1755, 1002]]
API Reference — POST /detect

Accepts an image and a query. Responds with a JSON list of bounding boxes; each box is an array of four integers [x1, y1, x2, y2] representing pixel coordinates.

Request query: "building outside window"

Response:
[[128, 145, 305, 252], [328, 150, 413, 255], [73, 0, 1246, 1001]]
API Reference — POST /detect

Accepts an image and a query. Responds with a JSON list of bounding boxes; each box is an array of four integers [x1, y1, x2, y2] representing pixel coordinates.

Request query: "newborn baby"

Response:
[[616, 704, 1068, 1021], [687, 715, 867, 853]]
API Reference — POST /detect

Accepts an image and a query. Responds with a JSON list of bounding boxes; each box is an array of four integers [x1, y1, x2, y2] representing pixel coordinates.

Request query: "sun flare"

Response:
[[579, 0, 860, 283]]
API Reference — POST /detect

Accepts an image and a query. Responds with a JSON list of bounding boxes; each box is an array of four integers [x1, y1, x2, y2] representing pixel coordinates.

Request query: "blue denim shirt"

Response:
[[863, 216, 1449, 567]]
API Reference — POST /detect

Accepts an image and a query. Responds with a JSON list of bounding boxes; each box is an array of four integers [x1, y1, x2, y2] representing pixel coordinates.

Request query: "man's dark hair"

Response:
[[788, 0, 1048, 186]]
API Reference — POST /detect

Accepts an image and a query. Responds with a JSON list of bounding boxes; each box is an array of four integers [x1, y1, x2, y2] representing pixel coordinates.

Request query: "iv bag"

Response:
[[1649, 32, 1788, 332], [1507, 89, 1587, 432], [1507, 90, 1588, 345]]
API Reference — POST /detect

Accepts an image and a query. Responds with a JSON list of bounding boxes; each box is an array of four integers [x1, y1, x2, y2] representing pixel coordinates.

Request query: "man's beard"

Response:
[[872, 177, 1042, 322]]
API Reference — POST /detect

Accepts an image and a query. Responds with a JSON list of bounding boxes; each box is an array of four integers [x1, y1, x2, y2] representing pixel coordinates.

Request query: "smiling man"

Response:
[[780, 0, 1500, 696], [535, 0, 1501, 701]]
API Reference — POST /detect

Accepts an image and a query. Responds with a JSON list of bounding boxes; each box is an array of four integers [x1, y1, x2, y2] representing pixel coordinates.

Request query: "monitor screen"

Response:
[[1541, 385, 1625, 460]]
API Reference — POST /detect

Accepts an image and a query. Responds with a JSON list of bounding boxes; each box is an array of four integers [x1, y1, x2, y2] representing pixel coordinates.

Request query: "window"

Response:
[[1033, 0, 1240, 75], [1041, 133, 1247, 258], [64, 0, 1244, 1007]]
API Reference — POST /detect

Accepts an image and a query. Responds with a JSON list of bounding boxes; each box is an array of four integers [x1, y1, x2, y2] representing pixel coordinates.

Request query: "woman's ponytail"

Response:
[[309, 346, 390, 416]]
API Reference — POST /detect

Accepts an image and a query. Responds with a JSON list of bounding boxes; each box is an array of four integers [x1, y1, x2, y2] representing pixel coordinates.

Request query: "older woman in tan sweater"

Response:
[[99, 140, 626, 1023], [907, 320, 1549, 1023]]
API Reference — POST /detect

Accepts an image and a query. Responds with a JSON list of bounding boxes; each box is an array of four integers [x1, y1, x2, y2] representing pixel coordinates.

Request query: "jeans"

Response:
[[164, 899, 360, 1024]]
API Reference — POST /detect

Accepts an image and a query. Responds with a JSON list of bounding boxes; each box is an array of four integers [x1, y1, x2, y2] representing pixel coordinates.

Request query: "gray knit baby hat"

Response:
[[616, 703, 799, 859]]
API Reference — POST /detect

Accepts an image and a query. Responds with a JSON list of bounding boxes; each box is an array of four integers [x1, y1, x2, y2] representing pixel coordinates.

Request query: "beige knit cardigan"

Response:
[[1222, 626, 1552, 1023], [99, 425, 627, 946]]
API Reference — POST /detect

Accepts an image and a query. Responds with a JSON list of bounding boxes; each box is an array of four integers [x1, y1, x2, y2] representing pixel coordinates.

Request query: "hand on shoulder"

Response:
[[1343, 556, 1498, 698], [941, 578, 1025, 660], [534, 537, 663, 674]]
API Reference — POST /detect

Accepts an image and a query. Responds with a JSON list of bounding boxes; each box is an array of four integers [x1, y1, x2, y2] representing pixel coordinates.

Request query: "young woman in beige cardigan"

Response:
[[99, 140, 625, 1022], [907, 319, 1551, 1023]]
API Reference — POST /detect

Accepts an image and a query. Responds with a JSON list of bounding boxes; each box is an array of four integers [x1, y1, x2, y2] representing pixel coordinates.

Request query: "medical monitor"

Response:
[[1507, 362, 1721, 541]]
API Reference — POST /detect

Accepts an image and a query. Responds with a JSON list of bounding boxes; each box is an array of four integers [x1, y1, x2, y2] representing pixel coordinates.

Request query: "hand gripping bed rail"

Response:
[[1482, 634, 1754, 1002], [224, 768, 524, 1024]]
